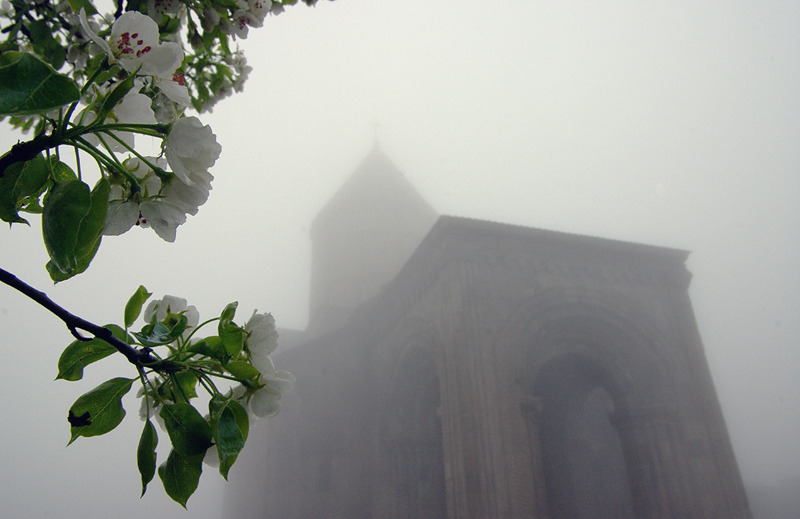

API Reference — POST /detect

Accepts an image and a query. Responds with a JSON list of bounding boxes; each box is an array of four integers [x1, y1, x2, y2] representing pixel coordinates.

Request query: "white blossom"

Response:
[[249, 386, 282, 418], [162, 168, 213, 216], [103, 154, 212, 242], [241, 307, 295, 419], [225, 309, 295, 421], [249, 370, 296, 418], [137, 387, 167, 431], [137, 387, 150, 421], [245, 311, 279, 374], [110, 91, 158, 148], [144, 295, 200, 329], [103, 157, 158, 237], [230, 9, 262, 39], [79, 8, 190, 122], [164, 116, 222, 184], [81, 90, 157, 151], [136, 198, 189, 242], [80, 9, 183, 77], [147, 0, 182, 24], [155, 72, 191, 109], [270, 2, 284, 15], [249, 0, 272, 20]]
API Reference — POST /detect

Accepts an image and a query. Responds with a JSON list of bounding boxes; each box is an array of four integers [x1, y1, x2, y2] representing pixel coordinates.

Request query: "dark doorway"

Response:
[[387, 350, 447, 518], [534, 354, 634, 519]]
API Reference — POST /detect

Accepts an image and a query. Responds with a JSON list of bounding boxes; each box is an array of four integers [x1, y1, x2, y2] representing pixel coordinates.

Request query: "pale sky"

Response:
[[1, 1, 798, 517]]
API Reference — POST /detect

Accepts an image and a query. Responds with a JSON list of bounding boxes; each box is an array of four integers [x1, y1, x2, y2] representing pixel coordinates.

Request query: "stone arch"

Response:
[[513, 288, 677, 408], [379, 339, 447, 518], [532, 353, 635, 519], [512, 289, 684, 518]]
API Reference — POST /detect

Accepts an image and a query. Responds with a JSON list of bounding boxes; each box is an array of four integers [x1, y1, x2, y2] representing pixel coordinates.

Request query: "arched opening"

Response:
[[385, 349, 447, 518], [533, 354, 635, 519]]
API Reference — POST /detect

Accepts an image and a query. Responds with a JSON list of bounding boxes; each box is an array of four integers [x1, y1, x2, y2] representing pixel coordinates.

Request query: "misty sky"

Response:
[[1, 1, 798, 517]]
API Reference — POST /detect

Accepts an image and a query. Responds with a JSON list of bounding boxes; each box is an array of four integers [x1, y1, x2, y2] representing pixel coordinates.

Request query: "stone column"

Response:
[[613, 407, 699, 519], [519, 396, 551, 519]]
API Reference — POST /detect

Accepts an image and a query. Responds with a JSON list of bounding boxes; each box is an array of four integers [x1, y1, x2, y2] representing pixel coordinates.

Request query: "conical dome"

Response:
[[309, 144, 437, 333]]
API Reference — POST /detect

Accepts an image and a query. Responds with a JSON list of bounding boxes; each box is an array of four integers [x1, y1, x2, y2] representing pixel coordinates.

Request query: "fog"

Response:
[[0, 1, 798, 517]]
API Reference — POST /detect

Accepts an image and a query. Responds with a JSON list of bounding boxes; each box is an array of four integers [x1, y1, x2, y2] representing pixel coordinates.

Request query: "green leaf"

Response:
[[208, 396, 248, 480], [137, 420, 158, 497], [159, 403, 213, 457], [68, 377, 134, 444], [133, 314, 188, 346], [46, 177, 110, 281], [95, 73, 136, 124], [56, 324, 128, 381], [208, 395, 248, 442], [42, 179, 90, 276], [45, 235, 99, 282], [227, 399, 249, 443], [28, 20, 66, 70], [218, 301, 238, 326], [160, 15, 182, 36], [187, 336, 228, 362], [0, 51, 80, 115], [0, 156, 50, 224], [225, 361, 260, 381], [67, 0, 97, 15], [0, 162, 27, 224], [74, 177, 109, 260], [88, 60, 119, 89], [49, 158, 78, 182], [13, 158, 50, 205], [125, 285, 152, 328], [213, 409, 243, 453], [174, 371, 199, 400], [158, 449, 204, 508], [218, 302, 244, 357]]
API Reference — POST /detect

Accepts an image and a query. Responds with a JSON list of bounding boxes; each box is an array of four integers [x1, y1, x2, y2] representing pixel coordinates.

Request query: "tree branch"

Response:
[[0, 267, 158, 366], [0, 133, 60, 179]]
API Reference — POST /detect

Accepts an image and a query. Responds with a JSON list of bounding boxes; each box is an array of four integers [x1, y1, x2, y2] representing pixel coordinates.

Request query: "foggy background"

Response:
[[1, 1, 798, 517]]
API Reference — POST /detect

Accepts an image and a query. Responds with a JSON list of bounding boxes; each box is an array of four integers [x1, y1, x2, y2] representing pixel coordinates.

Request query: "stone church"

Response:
[[227, 145, 751, 518]]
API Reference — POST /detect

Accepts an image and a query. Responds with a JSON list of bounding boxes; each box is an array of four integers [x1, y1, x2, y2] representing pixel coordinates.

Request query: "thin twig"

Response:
[[0, 266, 158, 366]]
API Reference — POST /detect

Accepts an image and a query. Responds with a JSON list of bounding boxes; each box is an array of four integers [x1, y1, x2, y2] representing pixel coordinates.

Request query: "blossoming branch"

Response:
[[0, 0, 330, 507]]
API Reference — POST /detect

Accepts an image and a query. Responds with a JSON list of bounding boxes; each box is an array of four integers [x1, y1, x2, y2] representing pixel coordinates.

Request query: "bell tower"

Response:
[[308, 143, 437, 334]]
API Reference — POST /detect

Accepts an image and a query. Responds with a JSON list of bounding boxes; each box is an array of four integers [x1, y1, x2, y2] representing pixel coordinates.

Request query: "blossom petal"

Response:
[[157, 76, 191, 107], [106, 92, 158, 151], [249, 387, 281, 418], [144, 295, 189, 322], [105, 11, 184, 77], [139, 200, 185, 242], [268, 370, 296, 394], [136, 42, 183, 77], [245, 311, 279, 373], [161, 169, 213, 216], [79, 9, 113, 61], [104, 200, 139, 236], [164, 117, 222, 184]]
